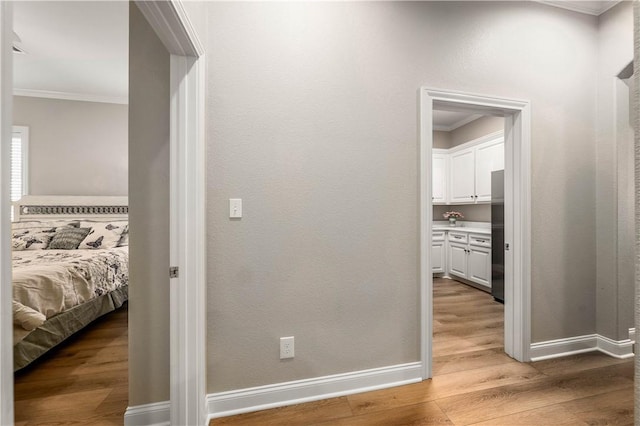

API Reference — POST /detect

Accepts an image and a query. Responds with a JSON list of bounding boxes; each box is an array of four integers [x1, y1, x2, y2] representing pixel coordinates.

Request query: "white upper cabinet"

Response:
[[449, 149, 475, 203], [432, 153, 448, 204], [474, 138, 504, 202], [441, 132, 503, 205]]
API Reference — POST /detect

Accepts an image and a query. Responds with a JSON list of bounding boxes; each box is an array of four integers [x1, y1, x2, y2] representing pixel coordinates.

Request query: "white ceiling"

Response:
[[13, 1, 128, 104], [535, 0, 622, 16], [10, 0, 619, 106]]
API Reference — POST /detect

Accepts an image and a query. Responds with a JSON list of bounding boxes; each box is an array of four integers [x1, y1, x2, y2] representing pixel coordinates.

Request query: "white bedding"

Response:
[[12, 247, 129, 341]]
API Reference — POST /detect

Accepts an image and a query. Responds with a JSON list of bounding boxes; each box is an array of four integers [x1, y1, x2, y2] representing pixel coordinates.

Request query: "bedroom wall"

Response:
[[128, 2, 170, 407], [595, 1, 634, 341], [12, 96, 127, 196], [205, 1, 598, 393]]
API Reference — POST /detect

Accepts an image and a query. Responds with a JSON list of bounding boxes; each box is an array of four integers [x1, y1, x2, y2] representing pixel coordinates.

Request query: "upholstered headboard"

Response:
[[13, 196, 128, 222]]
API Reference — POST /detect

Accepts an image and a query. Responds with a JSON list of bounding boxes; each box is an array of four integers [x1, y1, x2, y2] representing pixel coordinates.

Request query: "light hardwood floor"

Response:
[[14, 304, 128, 426], [211, 278, 634, 425]]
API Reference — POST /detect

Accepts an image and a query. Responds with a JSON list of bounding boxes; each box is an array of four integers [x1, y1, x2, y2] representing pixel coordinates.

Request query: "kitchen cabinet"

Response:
[[447, 135, 503, 204], [449, 150, 475, 203], [432, 230, 445, 273], [432, 153, 448, 204], [446, 231, 492, 289], [475, 138, 504, 202]]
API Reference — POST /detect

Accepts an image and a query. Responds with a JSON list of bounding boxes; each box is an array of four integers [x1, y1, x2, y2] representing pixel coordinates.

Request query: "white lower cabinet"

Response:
[[468, 246, 491, 287], [448, 242, 467, 277], [445, 232, 491, 290], [432, 231, 445, 273]]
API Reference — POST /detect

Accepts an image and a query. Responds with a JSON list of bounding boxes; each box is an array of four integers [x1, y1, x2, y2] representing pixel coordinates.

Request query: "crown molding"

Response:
[[535, 0, 622, 16], [13, 88, 127, 105], [433, 114, 482, 132]]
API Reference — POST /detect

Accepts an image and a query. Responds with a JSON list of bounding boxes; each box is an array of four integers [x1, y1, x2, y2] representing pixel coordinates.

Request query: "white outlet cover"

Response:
[[280, 336, 294, 359]]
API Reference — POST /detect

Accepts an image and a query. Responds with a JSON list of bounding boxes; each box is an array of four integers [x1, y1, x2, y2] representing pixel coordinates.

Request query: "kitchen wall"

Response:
[[205, 1, 599, 394], [595, 1, 633, 341], [433, 204, 490, 223], [128, 2, 170, 406], [449, 116, 503, 148], [13, 96, 128, 196]]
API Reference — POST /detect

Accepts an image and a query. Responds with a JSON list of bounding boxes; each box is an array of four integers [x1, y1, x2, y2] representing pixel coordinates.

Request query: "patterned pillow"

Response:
[[12, 228, 56, 250], [116, 225, 129, 247], [79, 221, 128, 249], [48, 227, 92, 250]]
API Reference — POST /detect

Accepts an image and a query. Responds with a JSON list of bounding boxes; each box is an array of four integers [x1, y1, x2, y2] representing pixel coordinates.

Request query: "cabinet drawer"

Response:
[[432, 231, 445, 242], [469, 234, 491, 248], [448, 232, 468, 244]]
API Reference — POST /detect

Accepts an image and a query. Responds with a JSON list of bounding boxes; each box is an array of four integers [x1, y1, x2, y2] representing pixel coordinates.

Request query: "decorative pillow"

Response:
[[48, 227, 92, 250], [79, 221, 128, 249], [116, 225, 129, 247], [11, 228, 56, 250], [12, 220, 80, 230]]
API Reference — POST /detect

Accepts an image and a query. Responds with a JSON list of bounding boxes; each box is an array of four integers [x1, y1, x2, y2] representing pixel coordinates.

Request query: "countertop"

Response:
[[433, 225, 491, 235]]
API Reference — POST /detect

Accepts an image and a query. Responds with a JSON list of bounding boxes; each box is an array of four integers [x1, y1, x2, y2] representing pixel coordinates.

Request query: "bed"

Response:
[[11, 195, 129, 371]]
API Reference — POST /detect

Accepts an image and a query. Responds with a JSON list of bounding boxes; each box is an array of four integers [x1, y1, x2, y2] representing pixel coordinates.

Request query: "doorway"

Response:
[[431, 111, 506, 375], [420, 88, 532, 379], [0, 2, 206, 425]]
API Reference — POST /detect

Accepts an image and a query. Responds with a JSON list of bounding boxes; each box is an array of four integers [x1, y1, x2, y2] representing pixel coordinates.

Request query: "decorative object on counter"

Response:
[[443, 211, 464, 227]]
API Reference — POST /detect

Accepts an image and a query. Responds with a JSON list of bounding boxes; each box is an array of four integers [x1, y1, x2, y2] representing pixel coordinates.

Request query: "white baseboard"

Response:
[[124, 401, 170, 426], [207, 362, 422, 420], [597, 334, 634, 359], [530, 333, 634, 362]]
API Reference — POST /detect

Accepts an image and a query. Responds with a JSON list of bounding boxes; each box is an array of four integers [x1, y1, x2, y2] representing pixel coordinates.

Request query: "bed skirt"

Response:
[[13, 285, 128, 371]]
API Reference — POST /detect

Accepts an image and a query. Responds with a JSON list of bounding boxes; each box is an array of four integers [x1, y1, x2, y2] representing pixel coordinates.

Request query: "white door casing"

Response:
[[0, 3, 14, 424], [133, 1, 207, 425], [420, 87, 531, 379]]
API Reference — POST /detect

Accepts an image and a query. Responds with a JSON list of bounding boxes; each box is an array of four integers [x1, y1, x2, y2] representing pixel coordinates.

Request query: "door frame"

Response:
[[0, 2, 207, 425], [419, 88, 531, 379]]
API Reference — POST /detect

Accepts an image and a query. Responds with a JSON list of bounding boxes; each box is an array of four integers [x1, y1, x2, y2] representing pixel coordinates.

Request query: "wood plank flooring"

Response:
[[14, 304, 128, 426], [211, 278, 634, 426]]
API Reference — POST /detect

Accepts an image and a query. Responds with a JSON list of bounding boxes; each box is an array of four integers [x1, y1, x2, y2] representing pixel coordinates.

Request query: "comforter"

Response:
[[12, 247, 128, 340]]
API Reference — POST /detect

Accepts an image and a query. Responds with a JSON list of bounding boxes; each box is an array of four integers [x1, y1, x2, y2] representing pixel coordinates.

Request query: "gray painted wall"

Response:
[[449, 116, 504, 148], [128, 2, 170, 406], [434, 204, 490, 223], [595, 1, 634, 341], [205, 1, 599, 393], [13, 96, 127, 196], [433, 130, 451, 149]]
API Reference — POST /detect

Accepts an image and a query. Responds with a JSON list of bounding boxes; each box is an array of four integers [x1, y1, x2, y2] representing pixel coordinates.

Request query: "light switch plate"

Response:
[[229, 198, 242, 218]]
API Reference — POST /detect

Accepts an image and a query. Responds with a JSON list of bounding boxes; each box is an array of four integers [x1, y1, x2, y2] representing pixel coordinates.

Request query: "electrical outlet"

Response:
[[280, 336, 294, 359]]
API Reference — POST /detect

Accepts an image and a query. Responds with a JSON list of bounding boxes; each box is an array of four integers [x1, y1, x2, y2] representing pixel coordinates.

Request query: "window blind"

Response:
[[11, 132, 24, 202]]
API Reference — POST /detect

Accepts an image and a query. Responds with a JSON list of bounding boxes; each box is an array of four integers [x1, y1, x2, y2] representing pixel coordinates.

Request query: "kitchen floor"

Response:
[[211, 278, 633, 425]]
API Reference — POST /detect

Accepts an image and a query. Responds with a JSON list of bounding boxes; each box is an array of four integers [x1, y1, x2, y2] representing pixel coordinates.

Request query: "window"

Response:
[[11, 126, 29, 219]]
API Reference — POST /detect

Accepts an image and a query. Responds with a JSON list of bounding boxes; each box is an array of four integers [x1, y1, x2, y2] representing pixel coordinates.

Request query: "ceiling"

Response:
[[13, 1, 128, 104], [11, 0, 620, 106], [535, 0, 622, 16]]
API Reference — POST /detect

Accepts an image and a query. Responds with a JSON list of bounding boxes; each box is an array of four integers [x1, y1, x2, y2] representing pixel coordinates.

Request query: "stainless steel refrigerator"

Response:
[[491, 170, 505, 303]]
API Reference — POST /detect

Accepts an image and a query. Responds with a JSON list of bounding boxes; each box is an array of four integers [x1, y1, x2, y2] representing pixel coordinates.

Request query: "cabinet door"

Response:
[[449, 149, 475, 203], [432, 154, 447, 204], [475, 139, 504, 202], [432, 241, 445, 273], [468, 245, 491, 288], [448, 242, 467, 278]]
